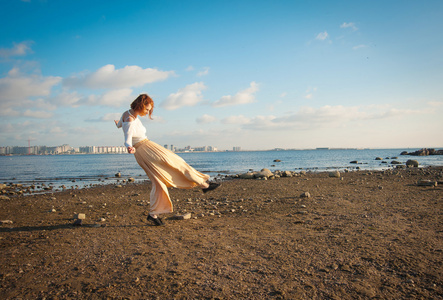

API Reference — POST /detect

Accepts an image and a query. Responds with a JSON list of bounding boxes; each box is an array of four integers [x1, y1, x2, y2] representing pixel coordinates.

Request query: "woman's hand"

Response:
[[127, 146, 136, 154]]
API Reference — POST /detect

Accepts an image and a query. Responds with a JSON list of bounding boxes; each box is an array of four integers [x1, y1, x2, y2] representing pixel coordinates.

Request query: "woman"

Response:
[[115, 94, 220, 226]]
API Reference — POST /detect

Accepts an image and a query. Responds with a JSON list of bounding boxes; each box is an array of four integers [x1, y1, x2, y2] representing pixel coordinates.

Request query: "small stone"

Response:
[[50, 208, 56, 213], [417, 180, 437, 187], [0, 195, 10, 200], [0, 220, 13, 225], [300, 192, 311, 198], [115, 172, 121, 178], [128, 177, 135, 182], [75, 213, 86, 220], [174, 213, 192, 220]]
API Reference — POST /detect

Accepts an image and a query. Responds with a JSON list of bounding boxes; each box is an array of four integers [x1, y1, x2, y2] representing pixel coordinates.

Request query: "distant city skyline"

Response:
[[1, 1, 442, 150], [0, 143, 238, 155]]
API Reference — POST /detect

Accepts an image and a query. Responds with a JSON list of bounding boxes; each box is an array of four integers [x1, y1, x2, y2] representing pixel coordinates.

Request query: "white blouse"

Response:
[[116, 111, 147, 147]]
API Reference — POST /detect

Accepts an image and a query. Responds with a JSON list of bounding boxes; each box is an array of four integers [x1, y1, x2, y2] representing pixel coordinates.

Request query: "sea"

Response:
[[1, 148, 442, 192]]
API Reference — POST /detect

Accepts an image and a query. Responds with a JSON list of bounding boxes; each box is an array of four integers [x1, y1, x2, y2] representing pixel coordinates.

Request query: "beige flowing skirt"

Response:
[[133, 139, 210, 215]]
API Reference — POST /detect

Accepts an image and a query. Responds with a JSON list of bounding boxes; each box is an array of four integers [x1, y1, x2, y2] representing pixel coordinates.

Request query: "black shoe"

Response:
[[202, 182, 221, 194], [147, 215, 164, 226]]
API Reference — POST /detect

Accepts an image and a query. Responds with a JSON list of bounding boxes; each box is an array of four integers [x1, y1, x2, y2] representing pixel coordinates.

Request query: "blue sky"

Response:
[[1, 0, 442, 150]]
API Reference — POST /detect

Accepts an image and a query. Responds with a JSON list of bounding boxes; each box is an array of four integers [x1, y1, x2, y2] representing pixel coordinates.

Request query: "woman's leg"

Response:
[[148, 176, 173, 215]]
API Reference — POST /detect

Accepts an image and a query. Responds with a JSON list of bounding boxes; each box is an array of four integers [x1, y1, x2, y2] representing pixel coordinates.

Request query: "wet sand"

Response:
[[1, 167, 442, 299]]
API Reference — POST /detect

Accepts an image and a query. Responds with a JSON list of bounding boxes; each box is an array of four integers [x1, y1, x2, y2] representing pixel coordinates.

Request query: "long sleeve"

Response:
[[122, 121, 134, 147]]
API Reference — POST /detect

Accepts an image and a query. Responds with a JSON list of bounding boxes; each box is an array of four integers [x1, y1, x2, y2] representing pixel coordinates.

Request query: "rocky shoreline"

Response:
[[1, 166, 442, 299], [401, 148, 443, 156]]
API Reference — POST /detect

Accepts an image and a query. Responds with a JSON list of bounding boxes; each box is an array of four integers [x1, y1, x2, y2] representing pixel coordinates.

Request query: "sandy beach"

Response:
[[1, 167, 442, 299]]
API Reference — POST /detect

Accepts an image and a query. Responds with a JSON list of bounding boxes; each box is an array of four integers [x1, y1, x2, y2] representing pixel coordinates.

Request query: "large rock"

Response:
[[329, 171, 341, 178], [282, 171, 293, 177], [255, 168, 273, 178], [239, 172, 255, 179], [406, 159, 419, 167]]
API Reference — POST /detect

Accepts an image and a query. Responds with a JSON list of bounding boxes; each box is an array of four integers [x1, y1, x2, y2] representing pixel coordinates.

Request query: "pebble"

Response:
[[174, 213, 192, 220], [75, 213, 86, 220], [300, 192, 311, 198], [0, 220, 13, 224], [417, 180, 437, 187]]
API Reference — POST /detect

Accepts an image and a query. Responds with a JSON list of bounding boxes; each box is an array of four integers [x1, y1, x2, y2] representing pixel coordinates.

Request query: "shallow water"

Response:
[[1, 148, 442, 191]]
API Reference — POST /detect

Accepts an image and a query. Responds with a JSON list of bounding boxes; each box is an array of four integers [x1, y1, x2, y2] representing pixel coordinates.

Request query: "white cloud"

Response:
[[316, 31, 329, 41], [0, 69, 61, 115], [161, 82, 207, 110], [213, 81, 259, 107], [221, 115, 251, 125], [100, 113, 122, 122], [428, 101, 443, 107], [239, 105, 431, 131], [23, 109, 54, 119], [243, 115, 279, 130], [63, 64, 175, 89], [0, 41, 33, 58], [196, 114, 217, 124], [50, 91, 83, 107], [81, 88, 133, 107], [0, 69, 61, 102], [197, 67, 210, 77], [340, 22, 358, 31], [304, 87, 317, 99], [186, 65, 194, 71]]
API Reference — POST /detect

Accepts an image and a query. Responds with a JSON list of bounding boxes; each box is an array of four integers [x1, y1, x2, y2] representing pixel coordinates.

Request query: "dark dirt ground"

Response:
[[1, 167, 442, 299]]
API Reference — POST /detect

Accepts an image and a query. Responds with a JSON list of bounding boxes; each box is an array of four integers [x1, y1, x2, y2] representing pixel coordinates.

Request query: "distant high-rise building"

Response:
[[233, 146, 241, 152]]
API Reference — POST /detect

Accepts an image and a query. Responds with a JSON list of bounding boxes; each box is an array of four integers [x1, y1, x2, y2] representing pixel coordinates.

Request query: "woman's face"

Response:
[[139, 103, 152, 116]]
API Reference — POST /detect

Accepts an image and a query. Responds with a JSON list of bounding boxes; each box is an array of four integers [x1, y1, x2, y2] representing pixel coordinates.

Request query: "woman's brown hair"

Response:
[[131, 94, 154, 119]]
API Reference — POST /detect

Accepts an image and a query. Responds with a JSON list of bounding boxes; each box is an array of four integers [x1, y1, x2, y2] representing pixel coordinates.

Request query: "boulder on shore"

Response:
[[329, 171, 341, 178], [406, 159, 419, 167], [255, 168, 273, 179]]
